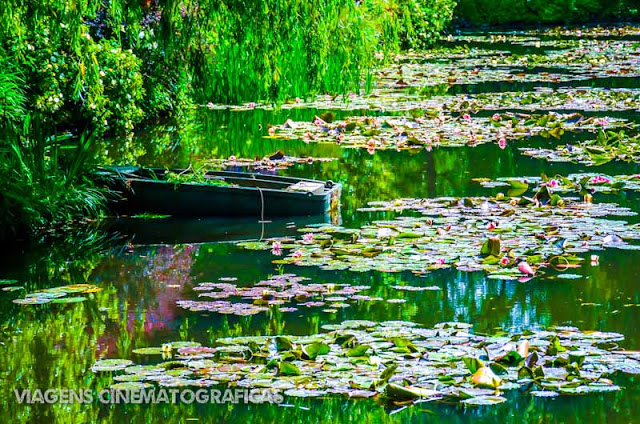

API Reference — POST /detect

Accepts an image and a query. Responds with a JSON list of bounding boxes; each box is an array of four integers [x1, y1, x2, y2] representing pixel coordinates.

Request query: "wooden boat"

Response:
[[104, 167, 341, 218]]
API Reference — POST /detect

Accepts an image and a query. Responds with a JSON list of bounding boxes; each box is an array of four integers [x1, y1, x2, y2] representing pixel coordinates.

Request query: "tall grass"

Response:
[[0, 115, 109, 239]]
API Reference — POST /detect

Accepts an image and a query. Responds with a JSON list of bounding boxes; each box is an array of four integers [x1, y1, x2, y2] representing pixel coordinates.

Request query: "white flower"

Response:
[[138, 31, 145, 40], [377, 228, 393, 238]]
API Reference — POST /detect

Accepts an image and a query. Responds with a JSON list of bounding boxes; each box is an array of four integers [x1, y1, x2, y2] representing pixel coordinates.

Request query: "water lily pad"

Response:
[[132, 347, 165, 355], [110, 382, 152, 391], [92, 359, 134, 372], [50, 296, 87, 304], [461, 396, 508, 406]]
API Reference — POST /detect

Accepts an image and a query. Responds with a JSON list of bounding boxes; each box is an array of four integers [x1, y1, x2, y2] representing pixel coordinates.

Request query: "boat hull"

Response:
[[107, 168, 341, 218]]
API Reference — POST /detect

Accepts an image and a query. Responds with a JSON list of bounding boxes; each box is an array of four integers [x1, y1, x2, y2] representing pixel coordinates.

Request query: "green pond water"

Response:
[[2, 29, 640, 423]]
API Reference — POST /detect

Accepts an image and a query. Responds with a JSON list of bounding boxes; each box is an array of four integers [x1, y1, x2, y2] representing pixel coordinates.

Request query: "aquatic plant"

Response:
[[475, 173, 640, 195], [269, 111, 627, 151], [520, 129, 640, 166], [92, 320, 640, 406], [240, 193, 640, 276]]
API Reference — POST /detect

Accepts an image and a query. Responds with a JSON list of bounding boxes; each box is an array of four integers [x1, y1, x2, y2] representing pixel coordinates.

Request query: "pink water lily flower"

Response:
[[271, 241, 282, 256], [435, 258, 446, 265], [548, 179, 558, 188], [498, 138, 507, 149], [492, 113, 502, 121], [488, 222, 497, 230], [500, 257, 510, 266], [591, 175, 611, 184], [462, 113, 471, 122], [518, 261, 535, 275], [302, 233, 314, 243], [292, 250, 303, 259], [229, 155, 236, 162], [313, 116, 326, 126]]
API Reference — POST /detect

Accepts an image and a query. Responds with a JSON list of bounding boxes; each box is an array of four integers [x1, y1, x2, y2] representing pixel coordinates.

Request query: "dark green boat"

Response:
[[105, 167, 341, 218]]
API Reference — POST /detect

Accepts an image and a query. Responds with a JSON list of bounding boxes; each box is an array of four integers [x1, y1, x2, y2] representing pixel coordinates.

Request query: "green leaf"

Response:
[[302, 342, 330, 360], [346, 345, 370, 357], [481, 237, 501, 257], [546, 336, 566, 355], [275, 336, 294, 352], [463, 357, 485, 373], [278, 361, 301, 376]]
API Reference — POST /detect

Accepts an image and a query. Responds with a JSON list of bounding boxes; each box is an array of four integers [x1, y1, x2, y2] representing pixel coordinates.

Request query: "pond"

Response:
[[1, 27, 640, 423]]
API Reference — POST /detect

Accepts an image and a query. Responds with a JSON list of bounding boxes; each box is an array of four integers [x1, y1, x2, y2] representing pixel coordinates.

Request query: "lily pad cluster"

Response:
[[92, 320, 640, 406], [269, 112, 621, 151], [455, 88, 640, 114], [520, 129, 640, 165], [526, 25, 640, 38], [475, 173, 640, 195], [12, 284, 102, 305], [239, 195, 640, 276], [377, 38, 640, 87], [203, 154, 336, 171], [176, 274, 380, 316]]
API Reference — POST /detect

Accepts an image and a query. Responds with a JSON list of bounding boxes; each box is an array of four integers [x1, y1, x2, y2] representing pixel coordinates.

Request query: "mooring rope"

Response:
[[257, 183, 271, 241]]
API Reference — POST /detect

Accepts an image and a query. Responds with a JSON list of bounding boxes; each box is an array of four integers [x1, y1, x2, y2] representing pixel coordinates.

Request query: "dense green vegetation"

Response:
[[0, 0, 455, 240], [455, 0, 639, 26], [1, 0, 636, 239]]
